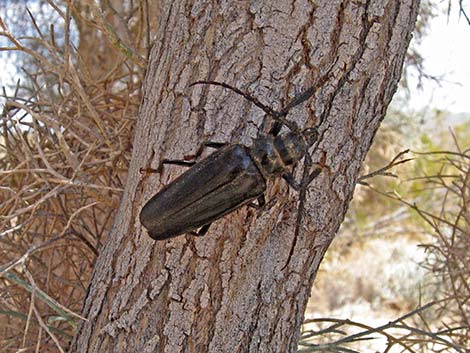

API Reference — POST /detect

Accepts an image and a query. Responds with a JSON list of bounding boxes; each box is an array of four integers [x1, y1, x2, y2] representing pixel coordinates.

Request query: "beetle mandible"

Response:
[[140, 80, 323, 240]]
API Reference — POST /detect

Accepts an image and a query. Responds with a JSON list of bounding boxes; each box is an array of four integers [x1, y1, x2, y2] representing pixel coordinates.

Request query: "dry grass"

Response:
[[0, 1, 149, 351]]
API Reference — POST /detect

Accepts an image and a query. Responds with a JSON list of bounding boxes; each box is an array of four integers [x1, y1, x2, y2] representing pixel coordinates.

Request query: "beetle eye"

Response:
[[302, 127, 318, 145]]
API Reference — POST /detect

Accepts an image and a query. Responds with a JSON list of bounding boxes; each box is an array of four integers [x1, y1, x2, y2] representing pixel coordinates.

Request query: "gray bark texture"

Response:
[[70, 1, 419, 352]]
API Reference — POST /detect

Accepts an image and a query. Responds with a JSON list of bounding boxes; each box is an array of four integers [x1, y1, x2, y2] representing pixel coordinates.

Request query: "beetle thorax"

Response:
[[250, 132, 308, 178]]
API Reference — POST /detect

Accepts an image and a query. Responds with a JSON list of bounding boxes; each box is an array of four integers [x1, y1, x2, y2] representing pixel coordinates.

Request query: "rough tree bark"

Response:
[[71, 1, 419, 352]]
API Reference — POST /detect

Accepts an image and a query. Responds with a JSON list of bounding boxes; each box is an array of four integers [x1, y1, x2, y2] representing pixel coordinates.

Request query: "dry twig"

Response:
[[1, 1, 150, 350]]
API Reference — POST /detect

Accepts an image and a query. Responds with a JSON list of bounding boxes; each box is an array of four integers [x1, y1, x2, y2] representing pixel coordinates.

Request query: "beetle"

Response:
[[140, 81, 323, 240]]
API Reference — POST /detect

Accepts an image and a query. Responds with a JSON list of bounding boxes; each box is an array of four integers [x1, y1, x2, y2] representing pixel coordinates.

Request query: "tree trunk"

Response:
[[70, 1, 419, 352]]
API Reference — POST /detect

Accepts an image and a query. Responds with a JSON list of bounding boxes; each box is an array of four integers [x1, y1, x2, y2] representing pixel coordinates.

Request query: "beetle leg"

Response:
[[257, 194, 266, 207], [268, 121, 283, 136], [157, 141, 226, 172], [193, 141, 226, 159], [247, 194, 266, 209], [304, 164, 322, 186], [140, 167, 160, 174], [283, 163, 322, 191], [203, 141, 226, 149], [282, 172, 301, 191], [301, 152, 324, 187], [197, 223, 211, 236], [162, 159, 196, 167], [281, 156, 323, 271], [183, 140, 226, 161], [141, 158, 197, 175], [189, 223, 211, 237]]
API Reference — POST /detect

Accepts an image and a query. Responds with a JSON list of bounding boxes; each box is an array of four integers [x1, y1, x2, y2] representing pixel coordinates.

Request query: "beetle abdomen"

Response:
[[140, 145, 266, 240]]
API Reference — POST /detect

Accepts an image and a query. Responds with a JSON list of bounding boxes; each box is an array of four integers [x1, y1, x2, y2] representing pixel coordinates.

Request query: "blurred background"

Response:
[[303, 2, 469, 351], [0, 1, 468, 352]]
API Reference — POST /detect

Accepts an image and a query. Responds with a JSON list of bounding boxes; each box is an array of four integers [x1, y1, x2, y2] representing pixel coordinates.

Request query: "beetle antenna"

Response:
[[190, 81, 277, 115], [279, 85, 316, 116], [190, 80, 298, 132]]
